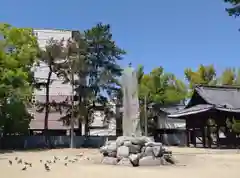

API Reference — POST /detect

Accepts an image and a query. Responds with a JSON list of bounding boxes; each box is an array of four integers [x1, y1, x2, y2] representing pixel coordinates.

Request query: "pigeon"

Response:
[[74, 158, 78, 161], [9, 160, 12, 165], [22, 166, 27, 171], [15, 157, 18, 161], [53, 160, 56, 163], [24, 162, 32, 167], [17, 159, 22, 164], [40, 160, 42, 163], [64, 163, 67, 166], [165, 156, 175, 165], [44, 163, 50, 171], [47, 160, 52, 164], [64, 156, 68, 160]]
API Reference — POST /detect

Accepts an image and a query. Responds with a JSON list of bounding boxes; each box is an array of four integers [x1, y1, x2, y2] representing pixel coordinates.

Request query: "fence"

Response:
[[0, 135, 117, 150]]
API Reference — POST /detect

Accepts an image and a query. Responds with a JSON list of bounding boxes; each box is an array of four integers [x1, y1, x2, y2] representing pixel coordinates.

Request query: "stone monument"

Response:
[[99, 64, 175, 167], [121, 64, 142, 137]]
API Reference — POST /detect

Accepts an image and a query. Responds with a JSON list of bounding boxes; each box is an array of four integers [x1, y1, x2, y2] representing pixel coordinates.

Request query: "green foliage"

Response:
[[139, 66, 187, 105], [226, 117, 240, 134], [55, 23, 126, 135], [224, 0, 240, 17], [219, 68, 240, 85], [220, 68, 236, 85], [35, 38, 66, 132], [232, 118, 240, 133], [184, 64, 217, 88], [0, 23, 38, 134]]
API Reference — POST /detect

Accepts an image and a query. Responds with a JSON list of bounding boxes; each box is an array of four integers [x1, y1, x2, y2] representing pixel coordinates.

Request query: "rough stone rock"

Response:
[[117, 146, 130, 158], [131, 136, 154, 146], [116, 136, 134, 147], [139, 156, 161, 166], [108, 151, 117, 157], [141, 146, 146, 153], [129, 144, 141, 154], [145, 141, 162, 147], [117, 158, 132, 166], [152, 145, 163, 157], [144, 146, 154, 157], [129, 154, 141, 167], [101, 157, 118, 165], [100, 142, 117, 153], [123, 140, 132, 147]]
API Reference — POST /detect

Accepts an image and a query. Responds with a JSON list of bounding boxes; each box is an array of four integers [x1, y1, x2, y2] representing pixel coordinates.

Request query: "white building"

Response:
[[33, 29, 73, 96], [30, 29, 116, 136]]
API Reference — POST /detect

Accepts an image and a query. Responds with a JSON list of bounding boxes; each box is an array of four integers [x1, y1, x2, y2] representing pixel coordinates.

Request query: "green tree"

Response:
[[0, 23, 38, 135], [234, 69, 240, 85], [35, 39, 66, 137], [57, 23, 126, 136], [220, 68, 236, 85], [139, 66, 187, 105], [184, 64, 217, 88], [137, 66, 187, 136], [224, 0, 240, 17]]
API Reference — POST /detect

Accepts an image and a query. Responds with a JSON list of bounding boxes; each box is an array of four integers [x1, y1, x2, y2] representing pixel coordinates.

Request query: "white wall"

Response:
[[33, 29, 72, 96]]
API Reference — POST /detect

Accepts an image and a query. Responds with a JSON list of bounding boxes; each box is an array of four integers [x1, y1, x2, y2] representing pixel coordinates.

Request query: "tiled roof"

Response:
[[169, 85, 240, 118], [194, 85, 240, 109]]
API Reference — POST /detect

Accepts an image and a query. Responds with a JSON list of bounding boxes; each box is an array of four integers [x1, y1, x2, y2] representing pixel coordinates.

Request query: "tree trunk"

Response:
[[77, 96, 82, 136], [84, 115, 89, 136], [44, 69, 52, 146]]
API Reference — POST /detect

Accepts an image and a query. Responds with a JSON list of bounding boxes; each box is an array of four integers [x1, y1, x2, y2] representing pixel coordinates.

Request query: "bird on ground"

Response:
[[17, 159, 22, 164], [44, 163, 50, 171], [40, 160, 42, 163], [165, 156, 175, 165], [8, 160, 12, 165], [64, 163, 67, 166], [64, 156, 68, 160], [21, 166, 27, 171], [24, 162, 32, 167], [53, 160, 56, 163], [54, 156, 59, 160], [47, 160, 51, 164], [15, 157, 18, 160], [74, 158, 78, 161]]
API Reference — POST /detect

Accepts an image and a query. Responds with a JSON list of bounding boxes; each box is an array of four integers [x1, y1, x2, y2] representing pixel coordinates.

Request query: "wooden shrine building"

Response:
[[169, 85, 240, 148]]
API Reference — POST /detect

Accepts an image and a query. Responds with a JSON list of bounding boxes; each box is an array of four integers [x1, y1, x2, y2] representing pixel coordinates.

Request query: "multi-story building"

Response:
[[30, 29, 116, 136]]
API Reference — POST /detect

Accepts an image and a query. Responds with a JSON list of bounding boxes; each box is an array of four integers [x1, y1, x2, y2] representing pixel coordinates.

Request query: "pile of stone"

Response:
[[100, 136, 175, 167]]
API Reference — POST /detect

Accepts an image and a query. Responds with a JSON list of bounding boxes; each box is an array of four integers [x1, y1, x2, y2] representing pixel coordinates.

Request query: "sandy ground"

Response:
[[1, 147, 240, 178]]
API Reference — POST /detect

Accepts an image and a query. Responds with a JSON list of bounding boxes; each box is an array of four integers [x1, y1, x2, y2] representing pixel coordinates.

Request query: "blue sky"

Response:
[[1, 0, 240, 80]]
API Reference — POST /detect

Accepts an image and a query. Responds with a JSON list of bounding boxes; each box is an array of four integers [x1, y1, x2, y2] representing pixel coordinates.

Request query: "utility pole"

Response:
[[144, 95, 148, 136]]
